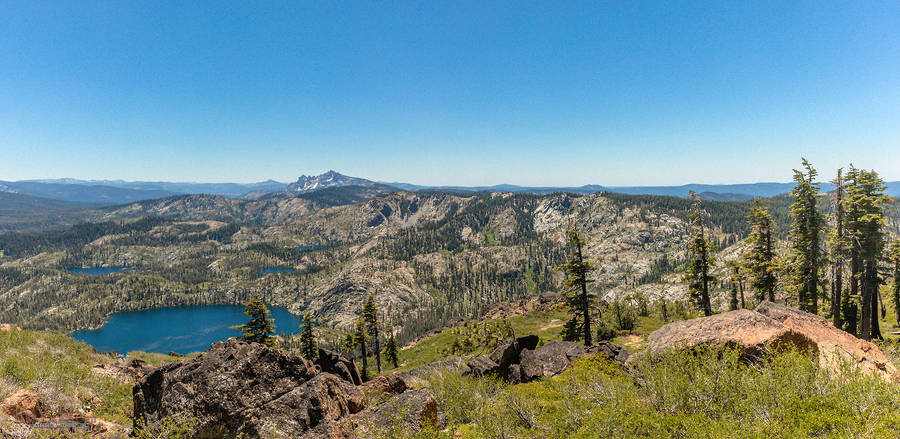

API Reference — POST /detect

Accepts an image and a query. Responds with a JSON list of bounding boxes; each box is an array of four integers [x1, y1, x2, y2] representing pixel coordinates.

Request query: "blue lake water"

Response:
[[295, 245, 327, 251], [69, 305, 303, 354], [67, 266, 134, 275], [257, 267, 296, 276]]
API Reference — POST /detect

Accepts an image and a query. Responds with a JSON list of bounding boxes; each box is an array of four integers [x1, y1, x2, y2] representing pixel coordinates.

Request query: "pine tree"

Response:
[[789, 159, 823, 313], [299, 312, 317, 360], [889, 239, 900, 326], [745, 199, 777, 303], [556, 228, 597, 346], [353, 319, 369, 381], [683, 191, 716, 316], [844, 166, 890, 340], [828, 169, 847, 329], [383, 326, 399, 369], [361, 293, 381, 374], [233, 295, 276, 347]]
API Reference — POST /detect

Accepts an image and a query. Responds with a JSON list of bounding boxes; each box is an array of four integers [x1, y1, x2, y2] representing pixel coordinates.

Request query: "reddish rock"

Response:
[[361, 374, 408, 396], [646, 302, 899, 381], [755, 301, 899, 381], [1, 389, 42, 422], [646, 309, 813, 358]]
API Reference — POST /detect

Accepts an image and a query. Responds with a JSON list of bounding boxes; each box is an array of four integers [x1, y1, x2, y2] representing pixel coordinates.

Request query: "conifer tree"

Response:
[[383, 326, 399, 369], [361, 293, 382, 373], [844, 166, 890, 340], [299, 312, 317, 360], [233, 295, 276, 347], [828, 169, 847, 329], [789, 159, 823, 313], [889, 239, 900, 326], [556, 228, 598, 346], [353, 319, 369, 381], [683, 191, 716, 316], [745, 199, 777, 303]]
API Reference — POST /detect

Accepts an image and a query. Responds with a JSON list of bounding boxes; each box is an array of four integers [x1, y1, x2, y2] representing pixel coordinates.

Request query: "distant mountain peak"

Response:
[[285, 171, 377, 193]]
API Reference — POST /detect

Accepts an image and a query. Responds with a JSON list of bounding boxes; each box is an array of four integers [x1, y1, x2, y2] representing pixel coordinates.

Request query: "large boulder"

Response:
[[316, 348, 363, 386], [755, 301, 898, 381], [1, 389, 42, 423], [519, 341, 629, 382], [645, 302, 899, 381], [646, 309, 813, 359], [133, 340, 365, 438]]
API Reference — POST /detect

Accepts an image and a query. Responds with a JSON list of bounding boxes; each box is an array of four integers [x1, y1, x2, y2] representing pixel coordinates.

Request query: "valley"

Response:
[[0, 186, 794, 347]]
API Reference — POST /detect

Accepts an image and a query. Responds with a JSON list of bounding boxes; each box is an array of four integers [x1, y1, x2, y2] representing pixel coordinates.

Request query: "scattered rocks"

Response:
[[133, 340, 365, 438], [466, 337, 629, 384], [646, 301, 899, 381], [0, 324, 20, 331]]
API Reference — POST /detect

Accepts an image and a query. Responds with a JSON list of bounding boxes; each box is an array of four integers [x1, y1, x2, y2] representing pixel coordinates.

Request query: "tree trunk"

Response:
[[868, 260, 882, 340], [832, 261, 843, 329], [859, 254, 871, 341], [373, 328, 382, 374]]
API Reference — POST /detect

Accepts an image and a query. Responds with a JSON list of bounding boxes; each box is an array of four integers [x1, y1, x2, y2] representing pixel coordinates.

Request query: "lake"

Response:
[[257, 267, 295, 276], [296, 245, 327, 251], [67, 266, 134, 275], [69, 305, 303, 354]]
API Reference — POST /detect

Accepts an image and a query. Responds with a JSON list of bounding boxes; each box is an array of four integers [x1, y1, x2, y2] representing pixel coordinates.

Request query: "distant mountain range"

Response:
[[4, 172, 899, 206]]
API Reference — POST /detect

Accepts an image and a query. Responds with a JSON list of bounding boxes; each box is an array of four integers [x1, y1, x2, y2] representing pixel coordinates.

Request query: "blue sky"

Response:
[[1, 1, 899, 186]]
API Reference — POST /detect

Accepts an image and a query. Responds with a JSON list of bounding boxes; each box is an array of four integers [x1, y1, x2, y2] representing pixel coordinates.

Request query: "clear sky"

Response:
[[1, 1, 899, 186]]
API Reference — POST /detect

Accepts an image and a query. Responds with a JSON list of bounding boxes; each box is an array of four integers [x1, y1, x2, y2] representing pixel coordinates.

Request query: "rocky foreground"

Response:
[[132, 336, 629, 438]]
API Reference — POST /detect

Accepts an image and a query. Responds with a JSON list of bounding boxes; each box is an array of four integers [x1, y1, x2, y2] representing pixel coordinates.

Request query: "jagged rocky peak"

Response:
[[285, 170, 377, 193]]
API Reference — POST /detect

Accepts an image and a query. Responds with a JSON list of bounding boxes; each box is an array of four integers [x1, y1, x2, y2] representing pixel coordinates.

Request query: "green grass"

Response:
[[414, 347, 900, 438], [126, 350, 200, 367], [0, 329, 132, 425]]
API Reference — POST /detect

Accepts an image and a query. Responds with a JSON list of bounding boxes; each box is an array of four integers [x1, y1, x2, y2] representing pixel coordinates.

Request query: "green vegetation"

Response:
[[788, 158, 824, 313], [684, 191, 716, 316], [298, 312, 317, 361], [416, 347, 900, 438], [0, 329, 132, 425]]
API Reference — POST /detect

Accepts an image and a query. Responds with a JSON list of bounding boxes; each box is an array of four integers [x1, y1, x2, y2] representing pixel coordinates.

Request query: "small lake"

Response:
[[67, 266, 134, 276], [257, 267, 296, 276], [70, 305, 303, 354], [296, 245, 327, 252]]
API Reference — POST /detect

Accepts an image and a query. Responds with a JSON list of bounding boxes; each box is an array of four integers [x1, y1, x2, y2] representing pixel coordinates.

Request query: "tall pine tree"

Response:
[[361, 293, 382, 374], [383, 326, 399, 369], [844, 167, 890, 340], [353, 319, 369, 381], [789, 159, 823, 313], [683, 191, 716, 316], [745, 199, 777, 303], [556, 228, 597, 346], [828, 169, 847, 329], [299, 312, 317, 360]]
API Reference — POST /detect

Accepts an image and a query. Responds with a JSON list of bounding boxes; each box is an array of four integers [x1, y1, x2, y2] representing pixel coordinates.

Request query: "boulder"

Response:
[[646, 308, 813, 359], [361, 374, 408, 396], [133, 340, 366, 438], [755, 301, 898, 381], [1, 389, 42, 422], [341, 389, 440, 438], [465, 355, 500, 377], [645, 302, 899, 382], [519, 341, 629, 382], [316, 348, 363, 386]]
